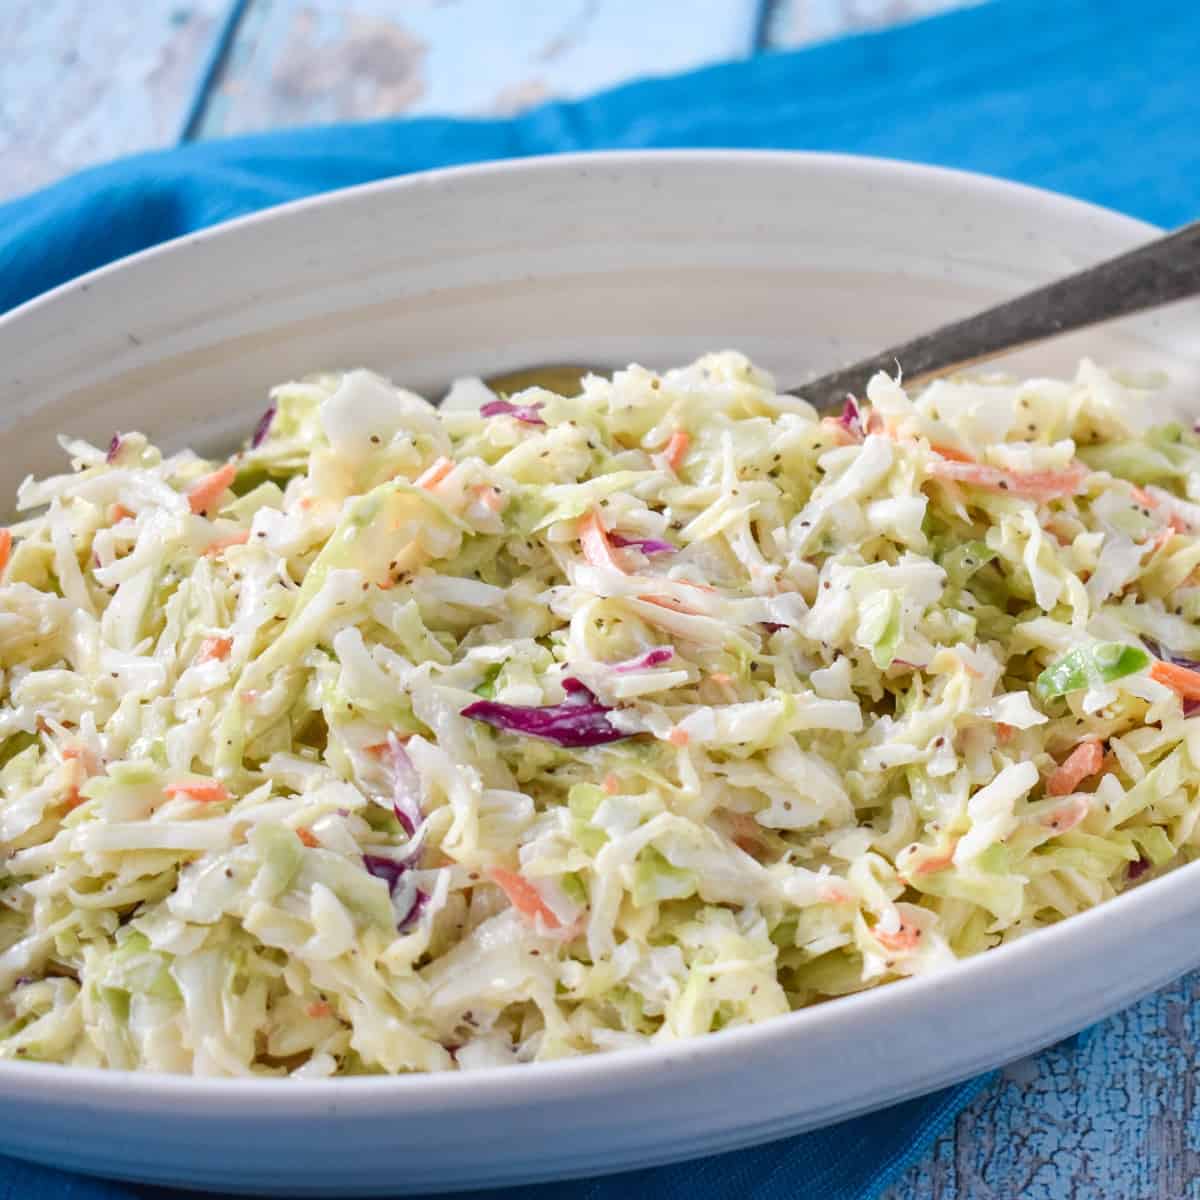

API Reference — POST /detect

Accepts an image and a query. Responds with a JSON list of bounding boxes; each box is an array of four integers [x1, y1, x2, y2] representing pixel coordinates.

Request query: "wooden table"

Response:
[[2, 3, 1186, 1196]]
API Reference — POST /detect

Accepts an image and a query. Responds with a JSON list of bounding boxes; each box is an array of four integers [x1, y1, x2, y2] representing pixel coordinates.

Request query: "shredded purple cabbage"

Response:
[[462, 676, 631, 747], [105, 435, 123, 464], [609, 533, 676, 556], [479, 399, 546, 426], [397, 888, 429, 931], [1127, 856, 1152, 881], [251, 405, 276, 449], [611, 647, 674, 673], [1186, 699, 1200, 718], [363, 854, 409, 892], [838, 396, 863, 438], [387, 735, 423, 837], [363, 851, 427, 932], [1143, 638, 1200, 672], [762, 622, 788, 634]]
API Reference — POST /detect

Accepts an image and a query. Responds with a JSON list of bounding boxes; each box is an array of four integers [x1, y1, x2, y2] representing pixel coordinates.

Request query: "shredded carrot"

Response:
[[196, 635, 233, 664], [865, 410, 885, 435], [875, 920, 920, 952], [816, 882, 853, 905], [602, 773, 621, 795], [1169, 514, 1188, 534], [59, 751, 96, 812], [1046, 739, 1104, 797], [164, 778, 230, 803], [489, 867, 561, 930], [109, 503, 134, 524], [1146, 527, 1175, 556], [415, 456, 454, 490], [638, 594, 703, 616], [927, 458, 1089, 501], [1151, 659, 1200, 701], [0, 528, 11, 574], [296, 827, 320, 848], [203, 529, 250, 556], [662, 431, 690, 472], [363, 736, 412, 758], [187, 463, 237, 516], [1041, 796, 1090, 833], [1131, 486, 1159, 509], [995, 722, 1015, 744], [914, 844, 958, 876], [930, 443, 975, 464], [472, 484, 505, 513], [306, 1000, 332, 1019], [709, 672, 734, 686], [578, 510, 627, 573], [667, 727, 690, 748]]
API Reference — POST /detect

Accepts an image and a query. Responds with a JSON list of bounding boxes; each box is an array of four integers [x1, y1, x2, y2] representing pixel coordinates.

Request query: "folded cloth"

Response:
[[0, 0, 1196, 316], [0, 0, 1193, 1197]]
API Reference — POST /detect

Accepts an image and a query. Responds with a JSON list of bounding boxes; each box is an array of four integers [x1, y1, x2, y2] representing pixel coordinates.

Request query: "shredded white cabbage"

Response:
[[0, 352, 1197, 1076]]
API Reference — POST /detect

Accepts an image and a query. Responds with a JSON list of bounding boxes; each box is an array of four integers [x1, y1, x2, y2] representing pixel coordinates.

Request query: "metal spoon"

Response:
[[485, 218, 1200, 410]]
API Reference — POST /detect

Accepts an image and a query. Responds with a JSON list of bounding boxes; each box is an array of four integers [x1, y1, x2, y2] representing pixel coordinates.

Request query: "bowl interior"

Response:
[[3, 152, 1199, 494]]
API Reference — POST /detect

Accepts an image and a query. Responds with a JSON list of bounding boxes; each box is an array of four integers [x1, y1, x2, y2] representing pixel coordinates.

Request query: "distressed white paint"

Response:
[[0, 0, 227, 202], [197, 0, 760, 137]]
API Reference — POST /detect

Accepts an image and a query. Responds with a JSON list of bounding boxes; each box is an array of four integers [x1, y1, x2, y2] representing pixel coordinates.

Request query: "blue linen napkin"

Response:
[[0, 0, 1194, 1196]]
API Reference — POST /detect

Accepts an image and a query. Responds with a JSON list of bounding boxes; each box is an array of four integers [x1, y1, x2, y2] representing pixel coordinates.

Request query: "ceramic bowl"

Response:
[[0, 151, 1198, 1195]]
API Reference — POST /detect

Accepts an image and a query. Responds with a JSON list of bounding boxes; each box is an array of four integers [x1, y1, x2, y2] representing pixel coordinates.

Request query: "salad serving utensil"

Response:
[[485, 217, 1200, 409]]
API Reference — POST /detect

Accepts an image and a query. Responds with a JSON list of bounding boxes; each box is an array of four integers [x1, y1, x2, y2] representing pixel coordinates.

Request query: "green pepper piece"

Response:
[[1035, 642, 1151, 699]]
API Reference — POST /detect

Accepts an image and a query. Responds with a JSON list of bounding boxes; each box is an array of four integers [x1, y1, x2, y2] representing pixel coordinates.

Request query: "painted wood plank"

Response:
[[0, 0, 230, 203], [196, 0, 760, 138], [765, 0, 979, 48], [882, 970, 1200, 1200]]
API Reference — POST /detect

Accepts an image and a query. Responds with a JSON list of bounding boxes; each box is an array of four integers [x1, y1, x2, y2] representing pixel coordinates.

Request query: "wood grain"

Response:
[[0, 0, 228, 202], [881, 970, 1200, 1200], [194, 0, 760, 138]]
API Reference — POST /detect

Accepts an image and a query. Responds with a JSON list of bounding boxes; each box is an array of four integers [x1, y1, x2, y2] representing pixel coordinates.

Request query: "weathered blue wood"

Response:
[[195, 0, 762, 138], [0, 0, 229, 202], [882, 970, 1200, 1200]]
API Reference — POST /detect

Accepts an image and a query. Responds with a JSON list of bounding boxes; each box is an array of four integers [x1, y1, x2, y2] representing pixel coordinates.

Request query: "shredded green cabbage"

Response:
[[0, 353, 1197, 1076]]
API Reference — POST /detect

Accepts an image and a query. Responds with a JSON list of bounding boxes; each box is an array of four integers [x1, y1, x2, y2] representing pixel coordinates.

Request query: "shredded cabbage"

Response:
[[0, 352, 1198, 1076]]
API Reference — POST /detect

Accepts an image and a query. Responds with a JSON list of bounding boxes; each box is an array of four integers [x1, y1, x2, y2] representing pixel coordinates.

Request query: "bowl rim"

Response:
[[0, 148, 1178, 1110]]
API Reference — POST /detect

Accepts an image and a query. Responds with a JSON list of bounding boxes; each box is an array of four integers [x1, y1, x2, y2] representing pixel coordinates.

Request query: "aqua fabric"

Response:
[[0, 0, 1193, 1196], [1, 0, 1198, 316]]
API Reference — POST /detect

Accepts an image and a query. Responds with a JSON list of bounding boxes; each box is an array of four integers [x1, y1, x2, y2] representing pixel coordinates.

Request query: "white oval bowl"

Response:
[[1, 151, 1198, 1196]]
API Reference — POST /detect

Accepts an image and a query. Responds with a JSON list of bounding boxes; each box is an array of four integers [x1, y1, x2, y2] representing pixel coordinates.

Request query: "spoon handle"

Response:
[[794, 218, 1200, 410]]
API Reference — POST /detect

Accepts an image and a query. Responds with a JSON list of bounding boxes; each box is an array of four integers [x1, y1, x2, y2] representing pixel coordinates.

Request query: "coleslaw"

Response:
[[0, 351, 1197, 1076]]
